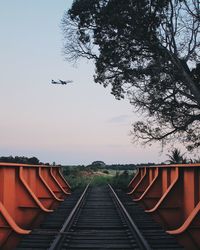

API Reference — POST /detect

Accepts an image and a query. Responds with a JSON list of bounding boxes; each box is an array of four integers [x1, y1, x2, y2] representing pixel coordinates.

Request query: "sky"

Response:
[[0, 0, 174, 165]]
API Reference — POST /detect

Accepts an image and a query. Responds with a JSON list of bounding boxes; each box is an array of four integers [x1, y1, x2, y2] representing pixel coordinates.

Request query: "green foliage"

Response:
[[102, 169, 109, 174], [85, 165, 98, 172], [66, 175, 91, 190], [112, 170, 134, 190], [91, 161, 106, 167], [64, 173, 113, 190], [91, 175, 113, 186], [105, 163, 155, 170], [62, 166, 135, 190]]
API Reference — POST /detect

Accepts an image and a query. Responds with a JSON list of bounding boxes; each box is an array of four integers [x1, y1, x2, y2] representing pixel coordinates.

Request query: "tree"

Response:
[[166, 148, 187, 163], [62, 0, 200, 151], [29, 157, 40, 165], [0, 156, 41, 164], [91, 161, 106, 167]]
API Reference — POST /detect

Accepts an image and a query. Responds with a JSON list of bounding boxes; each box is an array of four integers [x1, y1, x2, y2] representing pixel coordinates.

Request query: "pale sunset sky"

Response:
[[0, 0, 175, 165]]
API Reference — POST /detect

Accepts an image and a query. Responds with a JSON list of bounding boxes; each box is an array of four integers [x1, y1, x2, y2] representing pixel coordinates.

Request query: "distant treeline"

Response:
[[88, 161, 156, 170], [0, 156, 157, 169], [104, 163, 156, 170], [62, 162, 156, 172], [0, 156, 46, 165]]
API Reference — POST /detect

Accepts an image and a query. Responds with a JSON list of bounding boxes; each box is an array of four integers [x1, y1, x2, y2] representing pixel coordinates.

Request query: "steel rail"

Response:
[[48, 183, 90, 250], [108, 184, 152, 250]]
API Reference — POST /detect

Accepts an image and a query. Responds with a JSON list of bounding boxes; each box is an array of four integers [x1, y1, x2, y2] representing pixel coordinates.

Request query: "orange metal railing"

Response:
[[0, 163, 70, 250], [127, 164, 200, 250]]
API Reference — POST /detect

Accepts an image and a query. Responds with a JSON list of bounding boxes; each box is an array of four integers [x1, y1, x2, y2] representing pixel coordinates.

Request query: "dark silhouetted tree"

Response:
[[166, 148, 187, 164], [29, 157, 40, 165], [0, 156, 41, 164], [62, 0, 200, 151]]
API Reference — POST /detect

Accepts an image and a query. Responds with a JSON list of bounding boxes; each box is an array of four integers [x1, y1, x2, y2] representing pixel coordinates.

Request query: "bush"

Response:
[[91, 175, 113, 186], [62, 166, 136, 191], [102, 170, 109, 174], [111, 171, 134, 190]]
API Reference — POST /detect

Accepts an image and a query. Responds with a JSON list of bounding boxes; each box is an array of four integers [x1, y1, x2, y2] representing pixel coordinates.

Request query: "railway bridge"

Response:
[[0, 163, 200, 249]]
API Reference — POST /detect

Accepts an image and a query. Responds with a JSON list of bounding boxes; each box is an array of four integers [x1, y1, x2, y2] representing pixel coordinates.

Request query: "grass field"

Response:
[[62, 166, 136, 190]]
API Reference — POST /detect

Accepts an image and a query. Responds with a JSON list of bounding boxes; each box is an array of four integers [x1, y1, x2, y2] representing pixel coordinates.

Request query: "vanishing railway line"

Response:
[[2, 163, 200, 249], [16, 184, 183, 250], [49, 184, 151, 250]]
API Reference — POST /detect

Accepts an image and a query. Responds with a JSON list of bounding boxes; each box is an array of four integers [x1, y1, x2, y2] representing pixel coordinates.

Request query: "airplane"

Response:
[[51, 79, 73, 85]]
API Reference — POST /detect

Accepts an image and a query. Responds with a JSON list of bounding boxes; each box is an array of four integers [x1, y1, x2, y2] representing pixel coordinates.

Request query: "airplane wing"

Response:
[[65, 80, 73, 84], [59, 80, 67, 85]]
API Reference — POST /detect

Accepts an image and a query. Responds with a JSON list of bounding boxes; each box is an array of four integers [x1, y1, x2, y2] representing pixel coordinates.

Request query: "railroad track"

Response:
[[17, 184, 183, 250], [48, 184, 151, 250]]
